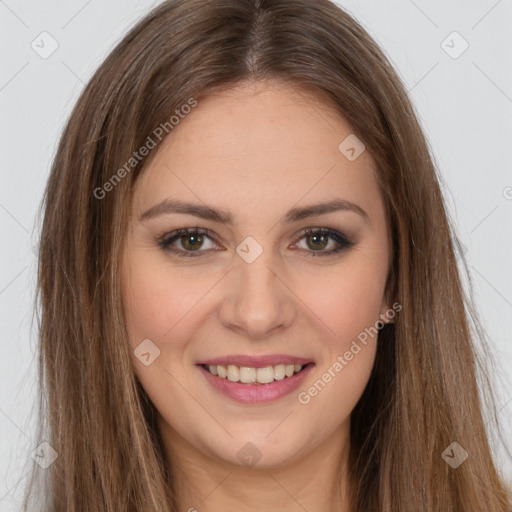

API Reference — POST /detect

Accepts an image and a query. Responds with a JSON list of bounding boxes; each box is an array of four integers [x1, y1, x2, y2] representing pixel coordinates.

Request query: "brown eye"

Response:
[[160, 228, 218, 257], [294, 227, 355, 257], [180, 233, 204, 251], [305, 232, 329, 251]]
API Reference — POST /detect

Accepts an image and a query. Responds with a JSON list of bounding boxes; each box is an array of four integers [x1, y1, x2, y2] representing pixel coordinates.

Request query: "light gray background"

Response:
[[1, 0, 511, 508]]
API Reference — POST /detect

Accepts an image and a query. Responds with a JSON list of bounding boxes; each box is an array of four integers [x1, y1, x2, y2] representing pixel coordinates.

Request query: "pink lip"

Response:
[[196, 354, 313, 367], [197, 363, 315, 404]]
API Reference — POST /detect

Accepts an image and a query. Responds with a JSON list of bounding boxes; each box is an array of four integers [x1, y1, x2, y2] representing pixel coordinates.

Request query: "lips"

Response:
[[195, 354, 315, 403], [197, 362, 315, 403]]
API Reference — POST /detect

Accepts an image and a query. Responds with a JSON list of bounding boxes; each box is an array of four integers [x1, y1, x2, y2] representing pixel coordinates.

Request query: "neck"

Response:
[[158, 415, 352, 512]]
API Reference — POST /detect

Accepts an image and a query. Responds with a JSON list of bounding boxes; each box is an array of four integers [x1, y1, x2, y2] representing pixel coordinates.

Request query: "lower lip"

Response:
[[197, 364, 315, 404]]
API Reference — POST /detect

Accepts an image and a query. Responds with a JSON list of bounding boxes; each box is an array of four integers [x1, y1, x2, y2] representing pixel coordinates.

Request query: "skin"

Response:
[[121, 80, 392, 512]]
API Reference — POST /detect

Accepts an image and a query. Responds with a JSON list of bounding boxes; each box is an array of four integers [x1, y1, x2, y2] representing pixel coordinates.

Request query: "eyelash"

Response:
[[158, 226, 355, 258]]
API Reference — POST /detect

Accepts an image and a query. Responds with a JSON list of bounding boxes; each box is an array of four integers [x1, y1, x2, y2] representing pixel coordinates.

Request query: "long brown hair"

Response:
[[24, 0, 511, 510]]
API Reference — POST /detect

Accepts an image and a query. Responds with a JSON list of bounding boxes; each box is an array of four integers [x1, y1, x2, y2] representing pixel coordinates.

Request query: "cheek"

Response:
[[121, 253, 212, 423], [294, 265, 381, 428], [122, 252, 217, 347], [122, 241, 388, 355], [297, 341, 377, 443], [293, 256, 387, 346], [294, 253, 387, 425]]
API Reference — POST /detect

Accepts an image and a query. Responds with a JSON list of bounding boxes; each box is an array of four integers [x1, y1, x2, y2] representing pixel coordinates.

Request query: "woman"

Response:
[[25, 0, 511, 510]]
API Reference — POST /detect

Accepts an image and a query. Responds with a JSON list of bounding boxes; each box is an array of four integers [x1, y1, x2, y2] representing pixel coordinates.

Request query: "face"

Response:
[[121, 80, 391, 469]]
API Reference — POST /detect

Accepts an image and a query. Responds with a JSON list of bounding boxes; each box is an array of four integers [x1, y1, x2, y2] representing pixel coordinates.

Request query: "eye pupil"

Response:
[[182, 234, 203, 250], [307, 234, 327, 250]]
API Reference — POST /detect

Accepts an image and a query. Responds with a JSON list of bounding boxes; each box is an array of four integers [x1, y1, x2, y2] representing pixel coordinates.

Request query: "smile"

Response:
[[197, 361, 315, 404], [202, 363, 306, 384]]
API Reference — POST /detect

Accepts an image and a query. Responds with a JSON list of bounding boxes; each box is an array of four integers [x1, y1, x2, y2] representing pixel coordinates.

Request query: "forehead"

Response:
[[133, 81, 383, 225]]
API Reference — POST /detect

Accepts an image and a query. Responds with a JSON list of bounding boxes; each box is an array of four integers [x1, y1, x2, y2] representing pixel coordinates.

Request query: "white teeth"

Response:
[[239, 366, 256, 383], [257, 366, 274, 384], [204, 363, 306, 383], [227, 365, 239, 382], [274, 364, 285, 380], [217, 365, 227, 378]]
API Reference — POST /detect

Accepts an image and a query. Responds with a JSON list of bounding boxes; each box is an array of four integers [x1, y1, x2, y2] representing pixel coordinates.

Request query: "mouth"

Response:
[[195, 356, 315, 404], [198, 362, 313, 385]]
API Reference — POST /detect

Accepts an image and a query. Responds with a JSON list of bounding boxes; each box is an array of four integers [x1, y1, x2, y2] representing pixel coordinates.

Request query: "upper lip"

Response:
[[197, 354, 314, 367]]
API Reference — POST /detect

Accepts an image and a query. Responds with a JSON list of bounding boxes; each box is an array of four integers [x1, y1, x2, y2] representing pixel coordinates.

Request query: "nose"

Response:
[[218, 247, 296, 340]]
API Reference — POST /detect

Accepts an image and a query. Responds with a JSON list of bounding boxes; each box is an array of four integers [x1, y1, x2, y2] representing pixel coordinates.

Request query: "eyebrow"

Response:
[[139, 198, 368, 224]]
